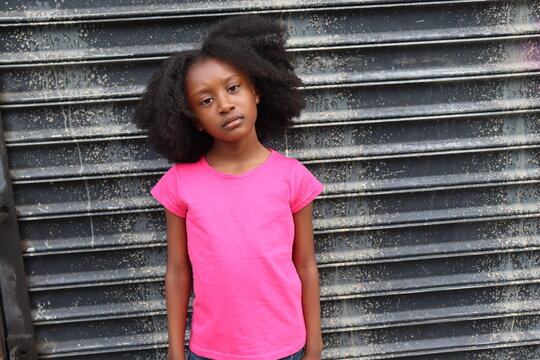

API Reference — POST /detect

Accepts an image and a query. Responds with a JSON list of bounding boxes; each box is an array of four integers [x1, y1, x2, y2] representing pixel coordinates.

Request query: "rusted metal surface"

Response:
[[0, 114, 36, 358], [0, 0, 539, 359]]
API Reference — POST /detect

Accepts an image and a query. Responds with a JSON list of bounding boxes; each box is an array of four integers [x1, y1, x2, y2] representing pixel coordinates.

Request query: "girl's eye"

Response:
[[200, 98, 213, 105], [228, 85, 240, 92]]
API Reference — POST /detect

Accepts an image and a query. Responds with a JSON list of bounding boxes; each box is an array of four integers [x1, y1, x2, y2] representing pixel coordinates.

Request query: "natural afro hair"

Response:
[[133, 14, 306, 163]]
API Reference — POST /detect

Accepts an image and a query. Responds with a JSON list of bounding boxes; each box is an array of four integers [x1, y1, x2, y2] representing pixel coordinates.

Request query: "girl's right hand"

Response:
[[167, 348, 186, 360], [301, 347, 322, 360], [301, 353, 321, 360]]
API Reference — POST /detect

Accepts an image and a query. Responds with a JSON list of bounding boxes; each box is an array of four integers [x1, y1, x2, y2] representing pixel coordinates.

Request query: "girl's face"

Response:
[[185, 57, 260, 143]]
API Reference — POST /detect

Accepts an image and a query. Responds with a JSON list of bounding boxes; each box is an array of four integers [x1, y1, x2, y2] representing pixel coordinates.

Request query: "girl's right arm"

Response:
[[164, 209, 192, 360]]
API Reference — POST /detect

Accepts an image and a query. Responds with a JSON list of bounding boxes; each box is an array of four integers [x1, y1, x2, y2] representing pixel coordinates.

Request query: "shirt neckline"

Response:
[[200, 148, 275, 179]]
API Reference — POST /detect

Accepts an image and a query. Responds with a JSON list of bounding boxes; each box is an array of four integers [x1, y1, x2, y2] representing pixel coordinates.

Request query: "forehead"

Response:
[[185, 57, 248, 91]]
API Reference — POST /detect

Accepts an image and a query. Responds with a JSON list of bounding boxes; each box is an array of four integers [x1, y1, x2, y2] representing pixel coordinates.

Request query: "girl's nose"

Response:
[[218, 94, 234, 114]]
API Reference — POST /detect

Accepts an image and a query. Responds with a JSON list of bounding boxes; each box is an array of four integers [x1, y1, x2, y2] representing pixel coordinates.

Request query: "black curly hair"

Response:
[[133, 15, 306, 163]]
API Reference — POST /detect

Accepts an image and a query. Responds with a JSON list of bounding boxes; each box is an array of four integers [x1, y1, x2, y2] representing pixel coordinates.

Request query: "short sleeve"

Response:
[[289, 160, 324, 213], [150, 165, 187, 217]]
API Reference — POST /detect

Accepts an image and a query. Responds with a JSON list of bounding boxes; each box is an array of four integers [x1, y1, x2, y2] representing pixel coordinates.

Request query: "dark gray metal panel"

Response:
[[2, 36, 540, 105], [0, 0, 441, 23], [0, 0, 539, 359], [1, 2, 539, 65], [0, 114, 36, 358], [3, 78, 540, 186]]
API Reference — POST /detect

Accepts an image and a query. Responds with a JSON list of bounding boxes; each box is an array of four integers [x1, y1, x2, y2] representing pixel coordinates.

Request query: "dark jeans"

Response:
[[186, 347, 305, 360]]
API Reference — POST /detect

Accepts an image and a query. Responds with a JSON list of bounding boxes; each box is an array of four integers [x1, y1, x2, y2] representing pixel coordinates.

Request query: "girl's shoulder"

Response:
[[164, 158, 205, 181], [266, 150, 317, 183], [269, 149, 302, 167]]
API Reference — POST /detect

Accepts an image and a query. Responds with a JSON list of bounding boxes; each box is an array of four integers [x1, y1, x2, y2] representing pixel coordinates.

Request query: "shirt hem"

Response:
[[189, 341, 305, 360], [291, 181, 324, 213], [150, 187, 187, 217]]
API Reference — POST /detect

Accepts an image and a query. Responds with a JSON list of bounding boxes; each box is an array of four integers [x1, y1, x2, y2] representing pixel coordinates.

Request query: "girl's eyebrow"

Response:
[[192, 75, 241, 97], [193, 89, 210, 97]]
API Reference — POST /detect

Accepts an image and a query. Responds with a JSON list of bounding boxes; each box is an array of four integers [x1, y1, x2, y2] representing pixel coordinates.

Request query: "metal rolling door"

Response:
[[0, 0, 539, 359]]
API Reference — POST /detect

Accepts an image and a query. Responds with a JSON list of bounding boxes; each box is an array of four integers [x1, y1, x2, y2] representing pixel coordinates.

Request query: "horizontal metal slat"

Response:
[[24, 237, 540, 293], [37, 297, 540, 333], [35, 321, 168, 358], [323, 325, 540, 359], [313, 207, 538, 264], [319, 249, 540, 296], [31, 345, 540, 360], [324, 300, 540, 333], [2, 76, 538, 141], [19, 211, 540, 275], [12, 171, 540, 219], [9, 113, 540, 216], [21, 214, 540, 271], [286, 110, 540, 160], [11, 159, 540, 220], [30, 300, 540, 358], [24, 246, 540, 292], [388, 346, 540, 360], [322, 284, 540, 329], [30, 279, 540, 331], [315, 205, 540, 234], [32, 313, 540, 359], [8, 140, 540, 186], [14, 198, 540, 225], [3, 107, 540, 151], [2, 68, 540, 105], [0, 0, 490, 23], [313, 181, 540, 225], [30, 281, 166, 324], [2, 36, 539, 105], [1, 2, 538, 64], [322, 268, 540, 301], [19, 215, 540, 313], [5, 79, 540, 182], [31, 282, 540, 329]]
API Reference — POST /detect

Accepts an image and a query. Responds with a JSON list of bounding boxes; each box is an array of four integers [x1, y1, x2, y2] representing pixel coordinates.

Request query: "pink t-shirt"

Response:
[[150, 149, 323, 360]]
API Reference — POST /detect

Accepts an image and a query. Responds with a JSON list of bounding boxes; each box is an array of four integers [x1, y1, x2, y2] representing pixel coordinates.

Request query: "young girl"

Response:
[[133, 15, 324, 360]]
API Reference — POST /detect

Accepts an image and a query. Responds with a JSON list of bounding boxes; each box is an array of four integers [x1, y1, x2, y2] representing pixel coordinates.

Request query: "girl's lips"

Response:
[[222, 116, 243, 129]]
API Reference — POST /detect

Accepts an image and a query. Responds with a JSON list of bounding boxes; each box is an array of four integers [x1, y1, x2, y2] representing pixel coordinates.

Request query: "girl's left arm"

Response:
[[292, 202, 323, 360]]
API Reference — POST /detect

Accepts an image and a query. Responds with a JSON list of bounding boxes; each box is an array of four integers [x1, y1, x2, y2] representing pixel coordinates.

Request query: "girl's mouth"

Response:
[[222, 116, 243, 129]]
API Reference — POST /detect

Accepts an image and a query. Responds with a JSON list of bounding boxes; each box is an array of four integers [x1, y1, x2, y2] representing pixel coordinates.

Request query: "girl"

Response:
[[133, 15, 324, 360]]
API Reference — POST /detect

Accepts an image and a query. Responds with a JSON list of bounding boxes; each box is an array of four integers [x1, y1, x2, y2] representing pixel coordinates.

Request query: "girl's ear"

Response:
[[192, 118, 204, 132], [254, 87, 260, 104]]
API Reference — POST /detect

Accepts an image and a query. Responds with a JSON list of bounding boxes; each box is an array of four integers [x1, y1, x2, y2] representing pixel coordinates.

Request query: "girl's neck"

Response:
[[204, 135, 271, 175]]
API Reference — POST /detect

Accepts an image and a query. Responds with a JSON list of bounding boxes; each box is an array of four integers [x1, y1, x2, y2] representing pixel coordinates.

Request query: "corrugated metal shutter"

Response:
[[1, 0, 539, 359]]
